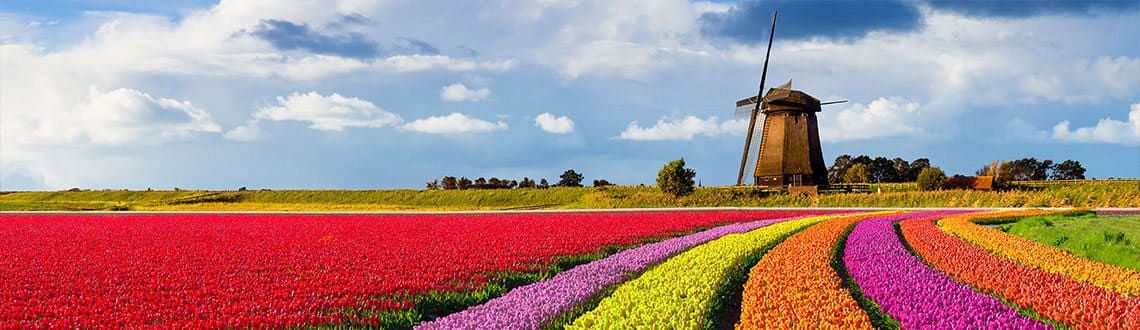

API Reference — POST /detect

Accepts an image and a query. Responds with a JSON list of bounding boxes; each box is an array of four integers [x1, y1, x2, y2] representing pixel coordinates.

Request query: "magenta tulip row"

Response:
[[843, 212, 1048, 329]]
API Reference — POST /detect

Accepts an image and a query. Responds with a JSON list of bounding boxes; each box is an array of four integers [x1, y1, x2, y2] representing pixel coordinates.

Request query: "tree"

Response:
[[1002, 158, 1053, 181], [891, 158, 911, 182], [870, 157, 894, 183], [657, 158, 696, 197], [828, 154, 853, 184], [1051, 160, 1086, 180], [558, 169, 584, 187], [441, 176, 458, 190], [593, 179, 612, 187], [538, 178, 550, 189], [1034, 159, 1054, 181], [518, 177, 536, 188], [909, 158, 930, 181], [488, 177, 502, 189], [844, 163, 869, 183], [916, 167, 947, 191], [508, 180, 519, 189], [425, 180, 440, 190], [457, 177, 472, 190]]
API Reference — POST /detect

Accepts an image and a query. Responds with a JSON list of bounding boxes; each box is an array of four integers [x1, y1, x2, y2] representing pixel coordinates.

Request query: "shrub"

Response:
[[656, 158, 696, 197], [916, 167, 947, 191]]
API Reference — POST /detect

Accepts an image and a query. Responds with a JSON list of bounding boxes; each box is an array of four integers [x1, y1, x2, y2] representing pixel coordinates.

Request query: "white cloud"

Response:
[[1020, 56, 1140, 104], [377, 55, 515, 73], [618, 116, 745, 141], [534, 112, 575, 134], [240, 91, 402, 134], [80, 88, 221, 145], [401, 113, 507, 134], [0, 83, 220, 147], [1051, 103, 1140, 146], [440, 83, 491, 102], [817, 97, 923, 142], [223, 119, 263, 141]]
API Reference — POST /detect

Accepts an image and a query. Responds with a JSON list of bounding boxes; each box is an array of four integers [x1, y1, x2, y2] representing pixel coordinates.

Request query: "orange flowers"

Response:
[[736, 214, 881, 329], [939, 210, 1140, 297], [902, 211, 1140, 329]]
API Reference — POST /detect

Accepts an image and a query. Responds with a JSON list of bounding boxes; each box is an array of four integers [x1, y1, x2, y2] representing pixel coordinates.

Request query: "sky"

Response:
[[0, 0, 1137, 191]]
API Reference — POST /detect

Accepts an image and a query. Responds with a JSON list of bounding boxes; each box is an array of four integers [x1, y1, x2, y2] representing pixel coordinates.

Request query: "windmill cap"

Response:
[[762, 89, 821, 113]]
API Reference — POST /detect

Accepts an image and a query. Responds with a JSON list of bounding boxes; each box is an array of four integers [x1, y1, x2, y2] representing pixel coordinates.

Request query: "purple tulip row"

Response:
[[843, 212, 1049, 329], [416, 216, 800, 330]]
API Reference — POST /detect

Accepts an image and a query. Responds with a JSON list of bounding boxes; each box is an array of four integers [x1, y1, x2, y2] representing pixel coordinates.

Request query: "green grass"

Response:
[[998, 212, 1140, 271], [1, 180, 1137, 211]]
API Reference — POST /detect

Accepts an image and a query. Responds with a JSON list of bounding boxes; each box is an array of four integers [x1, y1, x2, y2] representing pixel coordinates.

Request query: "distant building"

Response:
[[946, 175, 994, 191]]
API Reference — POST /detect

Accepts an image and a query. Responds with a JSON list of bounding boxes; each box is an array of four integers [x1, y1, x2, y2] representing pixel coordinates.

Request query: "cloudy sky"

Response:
[[1, 0, 1137, 190]]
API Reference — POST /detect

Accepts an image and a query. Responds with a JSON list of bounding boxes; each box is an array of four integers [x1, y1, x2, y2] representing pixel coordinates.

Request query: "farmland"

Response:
[[1000, 212, 1140, 271], [1, 209, 1137, 328], [1, 180, 1137, 211]]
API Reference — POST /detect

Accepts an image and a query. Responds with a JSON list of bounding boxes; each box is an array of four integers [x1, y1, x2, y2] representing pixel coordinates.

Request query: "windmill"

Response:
[[734, 11, 846, 188]]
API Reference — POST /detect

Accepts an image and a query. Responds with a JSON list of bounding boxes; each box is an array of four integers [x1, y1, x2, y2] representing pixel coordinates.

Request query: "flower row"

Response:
[[938, 210, 1140, 297], [0, 211, 808, 328], [565, 215, 839, 328], [844, 212, 1046, 329], [736, 213, 886, 329], [417, 216, 803, 329], [900, 211, 1139, 329]]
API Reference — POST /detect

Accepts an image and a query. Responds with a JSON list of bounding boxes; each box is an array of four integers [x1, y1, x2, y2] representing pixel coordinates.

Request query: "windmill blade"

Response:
[[735, 104, 756, 118], [741, 119, 764, 179]]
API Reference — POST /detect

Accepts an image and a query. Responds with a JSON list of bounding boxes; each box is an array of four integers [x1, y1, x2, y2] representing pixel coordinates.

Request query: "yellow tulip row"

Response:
[[567, 214, 857, 329], [938, 210, 1140, 297]]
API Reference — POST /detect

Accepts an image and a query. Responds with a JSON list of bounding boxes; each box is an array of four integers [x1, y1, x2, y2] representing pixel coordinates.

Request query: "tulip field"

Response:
[[1, 209, 1138, 329]]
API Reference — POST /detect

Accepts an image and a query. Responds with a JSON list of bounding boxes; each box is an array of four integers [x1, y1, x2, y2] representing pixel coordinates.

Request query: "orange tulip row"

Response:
[[736, 214, 882, 329], [901, 211, 1140, 329], [938, 210, 1140, 297]]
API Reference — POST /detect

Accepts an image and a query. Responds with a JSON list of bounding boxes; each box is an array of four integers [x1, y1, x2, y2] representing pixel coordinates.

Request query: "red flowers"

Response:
[[0, 211, 802, 328]]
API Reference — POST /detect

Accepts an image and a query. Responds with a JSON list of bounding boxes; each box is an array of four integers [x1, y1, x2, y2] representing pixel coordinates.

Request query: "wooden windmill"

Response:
[[735, 11, 845, 188]]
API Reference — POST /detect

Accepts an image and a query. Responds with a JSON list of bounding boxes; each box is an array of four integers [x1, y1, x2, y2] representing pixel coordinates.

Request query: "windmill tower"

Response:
[[735, 11, 843, 188]]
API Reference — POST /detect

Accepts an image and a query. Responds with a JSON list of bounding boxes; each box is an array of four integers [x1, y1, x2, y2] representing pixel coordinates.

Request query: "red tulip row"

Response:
[[0, 211, 809, 328]]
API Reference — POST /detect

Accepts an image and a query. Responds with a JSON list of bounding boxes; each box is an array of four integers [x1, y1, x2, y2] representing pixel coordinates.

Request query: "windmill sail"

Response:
[[736, 10, 778, 186], [734, 80, 793, 117]]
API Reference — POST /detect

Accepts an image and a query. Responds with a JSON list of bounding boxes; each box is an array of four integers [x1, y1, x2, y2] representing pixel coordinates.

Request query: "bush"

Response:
[[657, 158, 696, 197], [916, 167, 947, 191]]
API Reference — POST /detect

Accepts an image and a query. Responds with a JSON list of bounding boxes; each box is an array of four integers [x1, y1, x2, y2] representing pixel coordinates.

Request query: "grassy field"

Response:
[[1, 180, 1136, 211], [999, 212, 1140, 271]]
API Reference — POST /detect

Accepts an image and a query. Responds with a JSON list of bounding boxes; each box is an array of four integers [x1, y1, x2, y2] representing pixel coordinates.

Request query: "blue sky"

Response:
[[1, 0, 1137, 190]]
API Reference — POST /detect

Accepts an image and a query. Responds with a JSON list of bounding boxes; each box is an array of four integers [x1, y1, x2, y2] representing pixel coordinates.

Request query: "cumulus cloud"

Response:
[[225, 91, 401, 140], [1, 85, 220, 146], [440, 83, 491, 102], [816, 97, 922, 142], [1051, 103, 1140, 146], [80, 88, 222, 144], [618, 116, 746, 141], [401, 113, 507, 134], [1019, 56, 1140, 104], [534, 113, 574, 134]]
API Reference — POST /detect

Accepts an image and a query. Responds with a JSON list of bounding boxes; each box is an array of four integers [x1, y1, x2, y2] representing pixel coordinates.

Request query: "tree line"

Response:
[[976, 158, 1086, 181], [425, 169, 613, 190], [828, 155, 933, 184]]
